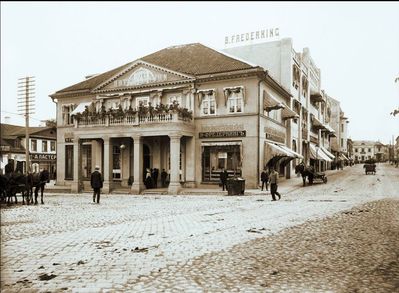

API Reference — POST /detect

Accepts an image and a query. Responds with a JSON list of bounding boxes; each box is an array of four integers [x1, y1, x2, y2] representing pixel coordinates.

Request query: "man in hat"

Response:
[[91, 166, 103, 203]]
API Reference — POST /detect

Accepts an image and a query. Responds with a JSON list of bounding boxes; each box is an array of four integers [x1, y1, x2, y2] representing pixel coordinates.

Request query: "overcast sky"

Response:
[[1, 1, 398, 144]]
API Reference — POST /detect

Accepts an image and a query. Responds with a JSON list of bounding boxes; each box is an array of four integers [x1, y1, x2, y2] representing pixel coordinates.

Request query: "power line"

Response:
[[1, 110, 43, 122]]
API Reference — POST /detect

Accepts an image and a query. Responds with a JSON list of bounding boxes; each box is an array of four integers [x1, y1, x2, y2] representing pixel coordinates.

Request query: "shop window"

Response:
[[368, 148, 371, 152], [50, 141, 56, 152], [227, 92, 244, 113], [201, 93, 216, 115], [81, 144, 92, 179], [31, 139, 37, 152], [202, 145, 241, 182], [355, 148, 358, 152], [65, 145, 73, 180], [42, 141, 48, 153]]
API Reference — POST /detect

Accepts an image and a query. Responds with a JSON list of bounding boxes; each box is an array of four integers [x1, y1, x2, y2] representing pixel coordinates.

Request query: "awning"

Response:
[[320, 146, 335, 159], [322, 124, 335, 133], [311, 114, 325, 129], [264, 91, 285, 112], [282, 107, 299, 120], [340, 153, 349, 161], [70, 102, 92, 116], [309, 143, 333, 162], [310, 90, 324, 103], [264, 141, 304, 167]]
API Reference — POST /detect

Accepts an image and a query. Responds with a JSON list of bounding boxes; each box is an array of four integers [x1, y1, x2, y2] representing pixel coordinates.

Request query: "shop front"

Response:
[[30, 153, 57, 179], [264, 140, 303, 176]]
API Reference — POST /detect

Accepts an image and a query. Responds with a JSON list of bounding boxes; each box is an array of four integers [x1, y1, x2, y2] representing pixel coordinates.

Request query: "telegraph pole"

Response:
[[17, 76, 35, 174]]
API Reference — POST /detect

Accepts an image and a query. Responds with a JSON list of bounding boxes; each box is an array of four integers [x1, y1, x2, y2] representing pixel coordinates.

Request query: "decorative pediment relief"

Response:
[[94, 61, 194, 92]]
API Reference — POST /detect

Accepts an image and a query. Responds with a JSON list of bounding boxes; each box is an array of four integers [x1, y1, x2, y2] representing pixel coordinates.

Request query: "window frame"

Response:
[[227, 91, 244, 114], [200, 93, 217, 116]]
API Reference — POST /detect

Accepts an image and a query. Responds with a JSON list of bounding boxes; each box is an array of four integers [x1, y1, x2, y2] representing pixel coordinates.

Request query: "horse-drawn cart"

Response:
[[363, 162, 376, 175], [308, 171, 328, 184]]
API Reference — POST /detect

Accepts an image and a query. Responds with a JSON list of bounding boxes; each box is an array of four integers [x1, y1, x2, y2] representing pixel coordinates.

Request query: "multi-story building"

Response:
[[0, 123, 57, 177], [353, 141, 376, 163], [224, 38, 337, 173], [50, 43, 302, 194]]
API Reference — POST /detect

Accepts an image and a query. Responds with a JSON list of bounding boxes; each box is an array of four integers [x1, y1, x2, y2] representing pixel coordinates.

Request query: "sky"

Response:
[[1, 1, 399, 144]]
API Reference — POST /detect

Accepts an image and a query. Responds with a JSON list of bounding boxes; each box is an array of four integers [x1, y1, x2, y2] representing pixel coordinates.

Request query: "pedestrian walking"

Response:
[[220, 168, 228, 191], [90, 166, 103, 204], [260, 168, 269, 191], [161, 169, 168, 187], [269, 167, 281, 201]]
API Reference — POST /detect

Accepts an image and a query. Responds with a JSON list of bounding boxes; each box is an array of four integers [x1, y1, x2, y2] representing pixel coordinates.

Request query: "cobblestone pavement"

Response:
[[1, 163, 398, 292]]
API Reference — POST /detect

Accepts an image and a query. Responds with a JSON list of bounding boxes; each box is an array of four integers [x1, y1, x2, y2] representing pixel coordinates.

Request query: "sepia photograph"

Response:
[[1, 2, 399, 292]]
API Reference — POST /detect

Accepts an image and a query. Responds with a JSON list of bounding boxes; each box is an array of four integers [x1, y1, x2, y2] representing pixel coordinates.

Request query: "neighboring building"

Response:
[[0, 123, 57, 177], [353, 140, 376, 163], [224, 38, 337, 173], [347, 138, 353, 160], [374, 141, 389, 162], [50, 43, 302, 194]]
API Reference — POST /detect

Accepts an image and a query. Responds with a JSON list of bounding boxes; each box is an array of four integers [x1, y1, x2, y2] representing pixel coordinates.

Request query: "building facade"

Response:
[[50, 43, 302, 194], [0, 123, 57, 177], [224, 38, 337, 172]]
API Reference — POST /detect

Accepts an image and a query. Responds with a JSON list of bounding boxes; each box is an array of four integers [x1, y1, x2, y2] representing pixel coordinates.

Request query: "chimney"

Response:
[[4, 116, 11, 124]]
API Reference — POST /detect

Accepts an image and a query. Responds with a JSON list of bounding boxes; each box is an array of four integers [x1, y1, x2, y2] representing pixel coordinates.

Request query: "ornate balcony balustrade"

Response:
[[75, 112, 192, 128]]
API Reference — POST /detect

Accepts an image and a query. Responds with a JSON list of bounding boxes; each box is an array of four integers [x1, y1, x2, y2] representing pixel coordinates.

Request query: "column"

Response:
[[168, 134, 182, 194], [131, 135, 145, 194], [71, 139, 81, 193], [152, 138, 161, 187], [103, 137, 112, 194], [184, 136, 195, 188], [121, 142, 130, 187]]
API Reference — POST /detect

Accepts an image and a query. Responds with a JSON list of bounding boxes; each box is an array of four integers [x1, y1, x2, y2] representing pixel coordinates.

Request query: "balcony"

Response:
[[76, 112, 192, 128]]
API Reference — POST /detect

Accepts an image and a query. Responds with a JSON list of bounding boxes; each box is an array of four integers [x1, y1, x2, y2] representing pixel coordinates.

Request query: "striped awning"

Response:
[[310, 143, 333, 162]]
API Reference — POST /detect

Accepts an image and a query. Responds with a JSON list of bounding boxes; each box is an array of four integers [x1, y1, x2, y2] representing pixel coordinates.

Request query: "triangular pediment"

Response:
[[93, 61, 194, 91]]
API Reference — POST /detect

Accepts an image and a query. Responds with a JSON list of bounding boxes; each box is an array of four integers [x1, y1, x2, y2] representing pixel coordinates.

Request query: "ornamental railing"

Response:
[[76, 113, 192, 128]]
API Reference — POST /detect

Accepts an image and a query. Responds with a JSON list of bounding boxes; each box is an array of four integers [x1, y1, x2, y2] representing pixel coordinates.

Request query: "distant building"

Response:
[[352, 140, 389, 163], [0, 123, 57, 178]]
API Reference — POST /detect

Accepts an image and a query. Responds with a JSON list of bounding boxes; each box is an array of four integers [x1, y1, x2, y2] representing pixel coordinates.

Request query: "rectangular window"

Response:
[[227, 92, 244, 114], [31, 139, 37, 152], [201, 93, 216, 116], [341, 138, 344, 147], [341, 124, 344, 132], [62, 105, 75, 125], [81, 144, 92, 179], [112, 145, 121, 180], [355, 148, 358, 152], [42, 141, 48, 153], [368, 148, 371, 152], [136, 96, 149, 108], [168, 95, 182, 107], [50, 141, 56, 152], [65, 145, 74, 180]]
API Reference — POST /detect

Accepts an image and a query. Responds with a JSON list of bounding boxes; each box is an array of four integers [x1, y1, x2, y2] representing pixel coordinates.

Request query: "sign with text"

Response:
[[199, 130, 246, 139], [30, 153, 56, 161], [225, 27, 280, 47]]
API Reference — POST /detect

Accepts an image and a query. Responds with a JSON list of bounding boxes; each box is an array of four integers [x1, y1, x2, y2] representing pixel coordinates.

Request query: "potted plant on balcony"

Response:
[[138, 102, 148, 117]]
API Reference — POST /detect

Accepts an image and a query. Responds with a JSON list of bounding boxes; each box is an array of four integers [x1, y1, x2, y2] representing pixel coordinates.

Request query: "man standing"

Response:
[[220, 168, 228, 191], [153, 168, 159, 188], [90, 166, 103, 204], [269, 167, 281, 201], [161, 169, 168, 187], [260, 168, 269, 191]]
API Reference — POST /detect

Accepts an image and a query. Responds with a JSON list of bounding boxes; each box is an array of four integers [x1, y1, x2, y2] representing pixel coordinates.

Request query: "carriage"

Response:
[[308, 170, 328, 184], [363, 161, 376, 175]]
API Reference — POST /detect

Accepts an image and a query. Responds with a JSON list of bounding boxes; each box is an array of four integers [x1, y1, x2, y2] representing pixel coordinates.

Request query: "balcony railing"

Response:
[[76, 113, 192, 128]]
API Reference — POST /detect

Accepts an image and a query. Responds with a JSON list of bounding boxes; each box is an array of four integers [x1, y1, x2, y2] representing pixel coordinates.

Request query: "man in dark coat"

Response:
[[90, 166, 103, 203], [161, 169, 168, 187], [260, 168, 269, 191], [35, 168, 50, 204], [5, 161, 14, 178], [152, 168, 159, 188], [220, 168, 228, 191]]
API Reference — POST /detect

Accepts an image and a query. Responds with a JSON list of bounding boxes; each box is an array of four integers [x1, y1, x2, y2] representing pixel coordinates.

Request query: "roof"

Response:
[[0, 123, 55, 138], [53, 43, 256, 95]]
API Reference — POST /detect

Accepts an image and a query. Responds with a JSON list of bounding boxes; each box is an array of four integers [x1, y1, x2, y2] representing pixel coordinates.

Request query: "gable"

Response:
[[95, 62, 194, 91]]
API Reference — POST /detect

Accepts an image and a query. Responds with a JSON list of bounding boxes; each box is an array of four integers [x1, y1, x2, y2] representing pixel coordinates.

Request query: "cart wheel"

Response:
[[323, 177, 327, 183]]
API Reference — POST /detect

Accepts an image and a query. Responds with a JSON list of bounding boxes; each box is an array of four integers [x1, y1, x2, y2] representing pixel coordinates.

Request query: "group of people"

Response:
[[144, 168, 169, 189], [90, 167, 170, 204]]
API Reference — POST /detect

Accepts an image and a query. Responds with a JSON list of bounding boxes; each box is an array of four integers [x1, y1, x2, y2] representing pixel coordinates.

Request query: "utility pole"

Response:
[[17, 76, 35, 174]]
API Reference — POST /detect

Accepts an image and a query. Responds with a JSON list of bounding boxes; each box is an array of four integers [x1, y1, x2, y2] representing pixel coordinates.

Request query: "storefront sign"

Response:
[[199, 131, 246, 139], [265, 127, 285, 144], [225, 27, 280, 45], [30, 154, 56, 161]]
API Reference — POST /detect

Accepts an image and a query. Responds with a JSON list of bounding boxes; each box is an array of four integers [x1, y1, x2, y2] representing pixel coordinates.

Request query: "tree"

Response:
[[43, 119, 56, 128]]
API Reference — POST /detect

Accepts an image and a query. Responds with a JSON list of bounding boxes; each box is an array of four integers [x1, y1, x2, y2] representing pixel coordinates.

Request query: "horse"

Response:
[[0, 173, 31, 205], [30, 169, 50, 205], [295, 164, 314, 186]]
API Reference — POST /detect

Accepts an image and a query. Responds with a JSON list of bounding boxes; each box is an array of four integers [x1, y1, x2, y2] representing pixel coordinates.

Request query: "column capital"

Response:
[[132, 134, 143, 142], [169, 133, 182, 141], [103, 136, 110, 143]]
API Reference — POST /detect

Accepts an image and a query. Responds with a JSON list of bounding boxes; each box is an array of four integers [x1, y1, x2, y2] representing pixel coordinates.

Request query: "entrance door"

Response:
[[143, 144, 150, 181]]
